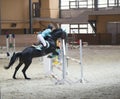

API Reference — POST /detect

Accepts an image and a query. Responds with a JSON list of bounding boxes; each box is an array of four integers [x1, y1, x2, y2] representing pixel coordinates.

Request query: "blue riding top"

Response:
[[40, 28, 52, 38]]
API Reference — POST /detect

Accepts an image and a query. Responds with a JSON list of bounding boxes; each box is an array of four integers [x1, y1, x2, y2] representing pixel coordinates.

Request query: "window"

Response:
[[61, 0, 70, 9], [108, 0, 118, 7], [71, 29, 79, 34], [98, 0, 107, 8], [32, 2, 40, 17], [61, 24, 95, 34], [78, 0, 88, 8], [61, 24, 69, 33], [61, 0, 120, 9]]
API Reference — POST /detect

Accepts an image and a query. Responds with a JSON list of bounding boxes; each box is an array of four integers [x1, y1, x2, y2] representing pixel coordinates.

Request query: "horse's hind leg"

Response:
[[22, 60, 32, 80], [13, 62, 23, 79]]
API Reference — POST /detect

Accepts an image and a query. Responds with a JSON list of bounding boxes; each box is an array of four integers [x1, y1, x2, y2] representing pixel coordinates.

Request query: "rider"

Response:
[[35, 24, 59, 57], [37, 24, 53, 50]]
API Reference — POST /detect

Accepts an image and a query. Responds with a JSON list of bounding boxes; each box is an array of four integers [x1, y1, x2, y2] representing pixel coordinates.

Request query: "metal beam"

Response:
[[94, 0, 98, 11], [29, 0, 33, 34], [117, 0, 119, 7], [59, 0, 61, 18], [0, 0, 1, 35]]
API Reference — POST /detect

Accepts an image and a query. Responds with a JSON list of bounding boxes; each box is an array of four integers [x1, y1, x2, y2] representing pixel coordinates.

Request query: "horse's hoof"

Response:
[[13, 76, 17, 79], [4, 66, 9, 69], [25, 78, 31, 80]]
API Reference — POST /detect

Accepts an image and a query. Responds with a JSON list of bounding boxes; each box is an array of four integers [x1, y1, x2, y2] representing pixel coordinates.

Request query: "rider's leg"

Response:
[[37, 34, 46, 47]]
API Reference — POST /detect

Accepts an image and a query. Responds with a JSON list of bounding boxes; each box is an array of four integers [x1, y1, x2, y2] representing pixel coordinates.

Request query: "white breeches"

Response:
[[37, 34, 46, 47]]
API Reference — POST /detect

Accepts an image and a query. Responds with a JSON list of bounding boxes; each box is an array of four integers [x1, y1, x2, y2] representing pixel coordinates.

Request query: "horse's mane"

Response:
[[52, 28, 63, 33], [51, 28, 66, 39]]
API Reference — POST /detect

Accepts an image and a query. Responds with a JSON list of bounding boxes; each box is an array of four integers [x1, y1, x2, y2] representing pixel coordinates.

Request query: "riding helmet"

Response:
[[47, 24, 53, 30]]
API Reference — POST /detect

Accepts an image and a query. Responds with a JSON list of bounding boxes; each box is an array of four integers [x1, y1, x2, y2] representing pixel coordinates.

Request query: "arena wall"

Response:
[[0, 34, 36, 47], [0, 33, 120, 47], [68, 34, 120, 45]]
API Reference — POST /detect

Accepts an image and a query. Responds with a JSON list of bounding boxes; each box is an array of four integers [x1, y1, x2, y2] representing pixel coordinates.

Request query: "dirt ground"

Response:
[[0, 45, 120, 99]]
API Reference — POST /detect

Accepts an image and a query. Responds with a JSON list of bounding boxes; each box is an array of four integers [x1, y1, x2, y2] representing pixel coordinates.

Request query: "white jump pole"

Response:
[[47, 39, 71, 84], [6, 34, 9, 56], [12, 34, 16, 53], [79, 39, 84, 83], [66, 39, 84, 83], [62, 39, 66, 80]]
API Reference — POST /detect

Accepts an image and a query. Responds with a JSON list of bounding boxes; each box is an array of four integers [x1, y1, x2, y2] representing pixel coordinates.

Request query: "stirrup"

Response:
[[41, 45, 47, 50]]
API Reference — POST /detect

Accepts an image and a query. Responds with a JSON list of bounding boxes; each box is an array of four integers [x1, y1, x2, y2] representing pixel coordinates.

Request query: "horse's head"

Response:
[[51, 28, 67, 41]]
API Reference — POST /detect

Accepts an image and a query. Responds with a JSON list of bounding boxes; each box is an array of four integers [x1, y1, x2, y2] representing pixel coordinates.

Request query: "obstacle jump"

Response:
[[0, 34, 15, 59], [45, 39, 85, 84], [6, 34, 15, 57], [66, 39, 84, 83]]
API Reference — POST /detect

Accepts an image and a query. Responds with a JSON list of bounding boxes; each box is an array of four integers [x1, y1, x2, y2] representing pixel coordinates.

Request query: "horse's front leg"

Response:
[[22, 61, 32, 80]]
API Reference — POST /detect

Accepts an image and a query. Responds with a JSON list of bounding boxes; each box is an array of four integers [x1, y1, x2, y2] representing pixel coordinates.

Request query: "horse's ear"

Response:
[[13, 52, 16, 56]]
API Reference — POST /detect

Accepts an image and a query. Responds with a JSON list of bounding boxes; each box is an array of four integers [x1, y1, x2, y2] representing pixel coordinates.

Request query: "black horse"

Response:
[[4, 28, 67, 79]]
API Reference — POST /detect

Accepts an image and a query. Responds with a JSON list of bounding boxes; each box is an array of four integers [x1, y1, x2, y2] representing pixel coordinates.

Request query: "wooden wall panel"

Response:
[[68, 34, 112, 45], [0, 34, 36, 47], [0, 33, 118, 47]]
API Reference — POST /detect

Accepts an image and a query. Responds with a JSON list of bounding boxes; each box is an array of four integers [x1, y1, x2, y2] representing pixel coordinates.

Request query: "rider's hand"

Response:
[[33, 43, 37, 45]]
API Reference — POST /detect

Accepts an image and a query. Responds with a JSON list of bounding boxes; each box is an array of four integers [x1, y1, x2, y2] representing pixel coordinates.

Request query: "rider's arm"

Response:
[[41, 29, 52, 37]]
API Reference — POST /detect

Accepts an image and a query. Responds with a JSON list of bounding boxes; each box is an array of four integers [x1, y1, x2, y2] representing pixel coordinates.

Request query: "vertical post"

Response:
[[62, 39, 66, 80], [94, 0, 98, 11], [116, 0, 120, 7], [79, 40, 82, 64], [79, 39, 84, 83], [6, 34, 9, 56], [29, 0, 33, 34], [49, 54, 53, 74], [59, 0, 61, 18], [12, 34, 15, 52], [0, 0, 1, 35], [0, 86, 2, 99], [9, 34, 12, 46], [76, 0, 79, 8]]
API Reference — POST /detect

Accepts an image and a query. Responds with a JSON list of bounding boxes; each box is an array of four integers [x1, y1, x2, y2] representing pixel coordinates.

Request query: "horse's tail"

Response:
[[4, 52, 22, 69]]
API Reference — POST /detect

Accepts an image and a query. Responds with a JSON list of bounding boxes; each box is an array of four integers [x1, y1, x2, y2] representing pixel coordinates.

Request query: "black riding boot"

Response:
[[41, 46, 47, 55]]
